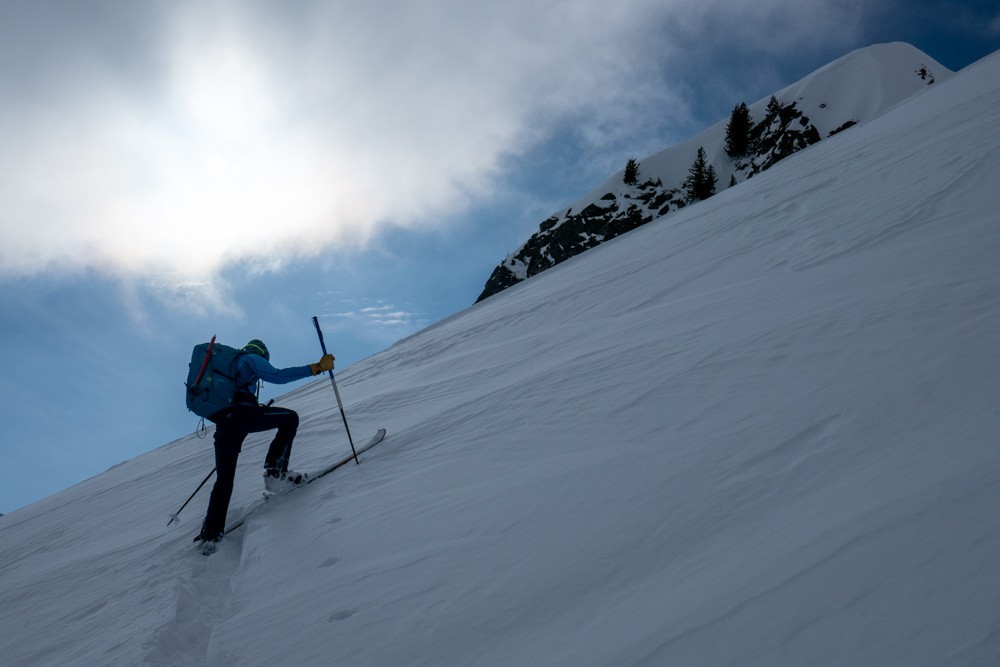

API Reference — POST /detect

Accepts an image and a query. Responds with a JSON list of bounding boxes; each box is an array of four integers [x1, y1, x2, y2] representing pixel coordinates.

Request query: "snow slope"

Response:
[[1, 47, 999, 665]]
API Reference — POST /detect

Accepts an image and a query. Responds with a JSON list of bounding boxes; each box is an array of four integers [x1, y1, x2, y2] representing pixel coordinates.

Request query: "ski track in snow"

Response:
[[2, 45, 1000, 665], [142, 527, 246, 665]]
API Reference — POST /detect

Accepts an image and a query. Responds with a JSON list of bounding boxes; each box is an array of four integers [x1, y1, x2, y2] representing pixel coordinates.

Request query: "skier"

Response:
[[197, 339, 334, 554]]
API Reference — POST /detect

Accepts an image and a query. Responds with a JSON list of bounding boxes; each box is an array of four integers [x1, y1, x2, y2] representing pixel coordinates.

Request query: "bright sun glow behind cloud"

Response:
[[5, 15, 375, 278]]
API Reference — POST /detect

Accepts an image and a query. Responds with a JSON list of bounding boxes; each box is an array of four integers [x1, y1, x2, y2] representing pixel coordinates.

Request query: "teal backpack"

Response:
[[185, 337, 246, 419]]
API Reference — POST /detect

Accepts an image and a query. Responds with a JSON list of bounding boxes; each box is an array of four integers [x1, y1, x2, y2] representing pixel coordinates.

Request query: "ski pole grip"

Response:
[[312, 316, 337, 382]]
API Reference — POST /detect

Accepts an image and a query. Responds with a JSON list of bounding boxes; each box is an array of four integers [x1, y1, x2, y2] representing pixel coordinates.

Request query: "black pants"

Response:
[[200, 403, 300, 540]]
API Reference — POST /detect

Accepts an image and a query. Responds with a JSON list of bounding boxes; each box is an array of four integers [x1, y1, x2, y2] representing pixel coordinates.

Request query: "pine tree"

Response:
[[684, 147, 717, 202], [724, 102, 753, 159], [705, 164, 718, 198], [766, 95, 781, 117], [623, 158, 640, 185]]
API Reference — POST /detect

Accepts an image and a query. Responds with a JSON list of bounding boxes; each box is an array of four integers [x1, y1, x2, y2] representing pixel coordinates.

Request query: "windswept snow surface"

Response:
[[2, 49, 1000, 665]]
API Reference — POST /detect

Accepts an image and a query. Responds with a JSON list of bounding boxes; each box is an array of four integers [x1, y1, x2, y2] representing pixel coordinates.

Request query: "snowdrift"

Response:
[[1, 47, 999, 665]]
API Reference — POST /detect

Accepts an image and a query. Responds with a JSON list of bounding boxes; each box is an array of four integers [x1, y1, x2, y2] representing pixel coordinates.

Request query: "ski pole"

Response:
[[312, 315, 359, 464], [167, 468, 215, 526]]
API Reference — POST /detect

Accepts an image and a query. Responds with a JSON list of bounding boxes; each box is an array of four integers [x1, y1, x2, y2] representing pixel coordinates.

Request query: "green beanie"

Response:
[[243, 339, 270, 361]]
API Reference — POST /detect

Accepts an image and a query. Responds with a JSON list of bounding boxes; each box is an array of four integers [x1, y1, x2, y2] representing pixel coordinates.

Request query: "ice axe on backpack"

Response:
[[313, 315, 359, 465]]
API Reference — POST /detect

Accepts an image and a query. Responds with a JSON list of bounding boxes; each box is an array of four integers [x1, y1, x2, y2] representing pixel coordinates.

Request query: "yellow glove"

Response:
[[310, 354, 335, 375]]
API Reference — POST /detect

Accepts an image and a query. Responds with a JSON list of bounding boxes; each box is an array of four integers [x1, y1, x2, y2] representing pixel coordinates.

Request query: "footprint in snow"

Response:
[[327, 608, 357, 622]]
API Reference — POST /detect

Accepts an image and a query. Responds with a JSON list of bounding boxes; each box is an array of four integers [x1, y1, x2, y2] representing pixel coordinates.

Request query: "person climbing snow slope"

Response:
[[196, 339, 334, 555]]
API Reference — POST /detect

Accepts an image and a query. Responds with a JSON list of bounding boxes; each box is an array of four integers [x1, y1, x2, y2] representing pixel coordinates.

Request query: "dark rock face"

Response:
[[477, 180, 686, 302], [739, 101, 823, 176]]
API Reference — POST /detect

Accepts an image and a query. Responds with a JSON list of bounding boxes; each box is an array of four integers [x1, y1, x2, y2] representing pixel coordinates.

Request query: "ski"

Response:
[[301, 426, 386, 485], [193, 428, 387, 544]]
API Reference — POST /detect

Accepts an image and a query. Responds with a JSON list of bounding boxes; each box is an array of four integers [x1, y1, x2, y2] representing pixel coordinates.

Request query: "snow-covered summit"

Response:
[[773, 41, 948, 133], [1, 45, 999, 665], [478, 42, 952, 301]]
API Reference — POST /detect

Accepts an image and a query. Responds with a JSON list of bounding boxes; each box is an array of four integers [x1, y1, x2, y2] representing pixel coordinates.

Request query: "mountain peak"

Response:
[[477, 42, 952, 302]]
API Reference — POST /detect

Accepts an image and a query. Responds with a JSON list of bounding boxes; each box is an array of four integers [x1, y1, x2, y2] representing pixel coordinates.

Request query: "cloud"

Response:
[[0, 0, 868, 285], [320, 299, 428, 346]]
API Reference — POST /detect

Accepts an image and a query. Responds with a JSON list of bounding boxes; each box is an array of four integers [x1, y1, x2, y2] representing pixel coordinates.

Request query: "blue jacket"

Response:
[[234, 353, 313, 396]]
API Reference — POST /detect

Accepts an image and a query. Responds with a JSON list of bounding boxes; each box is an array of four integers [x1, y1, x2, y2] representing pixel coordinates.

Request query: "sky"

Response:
[[1, 0, 998, 514]]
